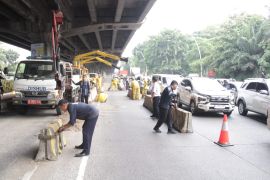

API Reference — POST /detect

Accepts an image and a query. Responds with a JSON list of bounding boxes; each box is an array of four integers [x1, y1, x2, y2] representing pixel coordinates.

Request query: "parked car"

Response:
[[152, 74, 183, 91], [236, 78, 270, 117], [177, 77, 235, 116], [226, 81, 243, 104]]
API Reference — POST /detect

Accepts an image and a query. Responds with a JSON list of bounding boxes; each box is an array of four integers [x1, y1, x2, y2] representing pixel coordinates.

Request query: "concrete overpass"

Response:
[[0, 0, 156, 67]]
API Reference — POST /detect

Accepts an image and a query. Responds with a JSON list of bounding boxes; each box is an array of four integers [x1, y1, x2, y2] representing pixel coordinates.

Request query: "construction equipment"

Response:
[[73, 50, 128, 71]]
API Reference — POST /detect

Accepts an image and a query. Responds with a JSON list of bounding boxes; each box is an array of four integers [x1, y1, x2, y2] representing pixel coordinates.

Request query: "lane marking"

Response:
[[76, 101, 98, 180], [76, 156, 89, 180], [22, 165, 38, 180]]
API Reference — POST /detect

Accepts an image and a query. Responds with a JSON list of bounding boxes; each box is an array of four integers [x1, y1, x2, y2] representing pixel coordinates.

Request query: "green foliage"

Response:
[[130, 14, 270, 80], [0, 47, 19, 71]]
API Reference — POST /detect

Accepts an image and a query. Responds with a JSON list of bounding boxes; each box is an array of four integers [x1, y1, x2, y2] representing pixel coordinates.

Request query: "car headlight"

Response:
[[198, 96, 208, 103], [47, 93, 56, 99], [15, 92, 22, 98]]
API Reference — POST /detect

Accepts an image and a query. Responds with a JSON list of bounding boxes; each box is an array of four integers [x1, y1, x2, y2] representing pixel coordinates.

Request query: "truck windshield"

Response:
[[73, 69, 80, 75], [15, 61, 55, 80]]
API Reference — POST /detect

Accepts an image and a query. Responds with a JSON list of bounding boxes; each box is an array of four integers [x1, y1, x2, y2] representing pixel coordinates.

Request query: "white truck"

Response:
[[13, 58, 66, 114]]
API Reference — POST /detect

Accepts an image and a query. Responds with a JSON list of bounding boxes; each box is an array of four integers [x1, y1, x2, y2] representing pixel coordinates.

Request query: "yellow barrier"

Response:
[[1, 79, 14, 93], [35, 119, 66, 161]]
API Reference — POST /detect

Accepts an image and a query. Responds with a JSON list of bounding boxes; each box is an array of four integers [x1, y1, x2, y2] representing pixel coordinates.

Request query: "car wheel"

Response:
[[190, 101, 198, 115], [18, 107, 28, 115], [238, 100, 248, 116]]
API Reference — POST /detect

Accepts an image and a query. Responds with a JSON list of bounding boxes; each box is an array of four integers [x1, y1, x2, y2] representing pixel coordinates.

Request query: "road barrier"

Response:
[[171, 107, 193, 133], [143, 95, 193, 133], [35, 119, 66, 161], [127, 88, 132, 98], [143, 95, 153, 112]]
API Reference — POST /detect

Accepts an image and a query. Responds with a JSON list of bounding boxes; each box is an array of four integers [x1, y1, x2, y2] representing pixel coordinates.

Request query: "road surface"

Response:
[[0, 91, 270, 180]]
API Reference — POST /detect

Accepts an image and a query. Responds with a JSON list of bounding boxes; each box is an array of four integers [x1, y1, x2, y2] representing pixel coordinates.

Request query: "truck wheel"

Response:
[[190, 101, 198, 115], [18, 107, 28, 115], [238, 100, 248, 116], [56, 106, 62, 115]]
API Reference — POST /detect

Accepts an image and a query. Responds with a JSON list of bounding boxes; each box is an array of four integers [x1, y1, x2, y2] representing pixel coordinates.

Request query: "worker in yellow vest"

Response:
[[142, 77, 149, 98], [108, 77, 118, 91], [96, 74, 102, 93], [131, 78, 140, 100]]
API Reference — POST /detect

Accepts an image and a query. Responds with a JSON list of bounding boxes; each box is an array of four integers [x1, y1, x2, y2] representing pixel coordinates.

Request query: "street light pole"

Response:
[[193, 37, 202, 77]]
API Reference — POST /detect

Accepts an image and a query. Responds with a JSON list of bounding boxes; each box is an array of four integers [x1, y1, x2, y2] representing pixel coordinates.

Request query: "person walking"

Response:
[[76, 75, 90, 104], [58, 99, 99, 157], [153, 80, 178, 134], [150, 76, 161, 119]]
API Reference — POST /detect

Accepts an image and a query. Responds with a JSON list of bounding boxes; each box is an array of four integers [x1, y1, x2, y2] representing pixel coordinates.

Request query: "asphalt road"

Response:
[[0, 91, 270, 180]]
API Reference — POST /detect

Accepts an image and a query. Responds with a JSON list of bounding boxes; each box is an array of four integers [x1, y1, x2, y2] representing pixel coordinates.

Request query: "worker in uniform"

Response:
[[76, 75, 90, 104], [153, 80, 178, 134], [55, 73, 64, 99], [150, 76, 161, 118], [131, 78, 140, 100], [58, 99, 99, 157]]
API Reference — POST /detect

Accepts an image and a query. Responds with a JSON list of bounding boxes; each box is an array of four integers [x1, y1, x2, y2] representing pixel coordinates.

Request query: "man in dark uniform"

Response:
[[58, 99, 99, 157], [153, 80, 178, 134]]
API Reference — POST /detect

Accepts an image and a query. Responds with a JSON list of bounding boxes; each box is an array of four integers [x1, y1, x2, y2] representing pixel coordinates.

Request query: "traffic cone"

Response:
[[214, 114, 233, 147]]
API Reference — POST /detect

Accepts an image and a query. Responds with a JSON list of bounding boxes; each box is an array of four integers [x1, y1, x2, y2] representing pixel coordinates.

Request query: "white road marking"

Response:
[[76, 156, 89, 180], [21, 165, 38, 180]]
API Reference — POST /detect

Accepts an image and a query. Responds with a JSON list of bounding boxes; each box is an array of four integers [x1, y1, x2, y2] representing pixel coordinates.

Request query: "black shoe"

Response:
[[150, 115, 155, 118], [153, 128, 161, 133], [75, 144, 84, 149], [74, 151, 89, 157], [167, 130, 176, 134]]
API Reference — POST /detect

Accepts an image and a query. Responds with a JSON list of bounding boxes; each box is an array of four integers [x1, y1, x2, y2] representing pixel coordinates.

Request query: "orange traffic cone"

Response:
[[214, 114, 233, 147]]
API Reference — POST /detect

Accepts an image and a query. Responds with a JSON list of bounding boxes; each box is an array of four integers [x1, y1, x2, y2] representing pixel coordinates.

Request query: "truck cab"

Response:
[[13, 58, 66, 114]]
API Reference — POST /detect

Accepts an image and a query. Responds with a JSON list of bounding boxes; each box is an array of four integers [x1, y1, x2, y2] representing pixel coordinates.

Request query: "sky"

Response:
[[1, 0, 269, 59]]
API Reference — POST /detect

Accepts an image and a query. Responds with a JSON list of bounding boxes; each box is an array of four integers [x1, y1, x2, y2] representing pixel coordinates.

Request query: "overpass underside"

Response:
[[0, 0, 156, 72]]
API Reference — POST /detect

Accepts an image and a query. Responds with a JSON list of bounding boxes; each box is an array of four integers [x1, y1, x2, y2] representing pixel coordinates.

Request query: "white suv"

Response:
[[177, 78, 235, 116], [236, 78, 270, 117]]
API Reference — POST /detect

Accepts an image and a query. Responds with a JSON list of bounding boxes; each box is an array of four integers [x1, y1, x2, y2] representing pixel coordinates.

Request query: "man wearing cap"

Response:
[[58, 99, 99, 157]]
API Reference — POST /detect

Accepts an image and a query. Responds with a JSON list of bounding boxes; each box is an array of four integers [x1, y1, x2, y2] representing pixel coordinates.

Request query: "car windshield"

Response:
[[15, 61, 55, 80], [193, 78, 226, 91]]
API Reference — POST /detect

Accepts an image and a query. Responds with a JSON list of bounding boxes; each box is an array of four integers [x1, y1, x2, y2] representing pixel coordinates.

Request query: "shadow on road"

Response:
[[0, 107, 57, 117]]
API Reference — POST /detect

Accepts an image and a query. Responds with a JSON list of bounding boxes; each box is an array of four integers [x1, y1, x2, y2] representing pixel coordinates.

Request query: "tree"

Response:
[[0, 47, 19, 71]]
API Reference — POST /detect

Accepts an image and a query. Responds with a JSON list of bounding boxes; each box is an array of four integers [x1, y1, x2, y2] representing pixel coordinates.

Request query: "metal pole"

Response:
[[193, 37, 202, 77]]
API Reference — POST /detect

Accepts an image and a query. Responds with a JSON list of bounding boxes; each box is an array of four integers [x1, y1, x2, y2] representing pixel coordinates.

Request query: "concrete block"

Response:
[[35, 119, 66, 161], [172, 108, 193, 133], [143, 95, 153, 112]]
